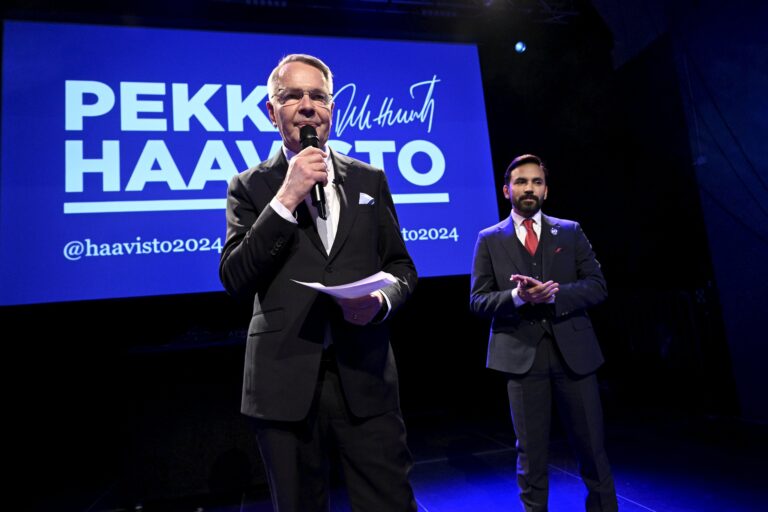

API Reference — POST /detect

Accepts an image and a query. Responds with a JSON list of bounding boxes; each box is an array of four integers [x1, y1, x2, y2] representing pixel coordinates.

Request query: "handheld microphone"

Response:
[[299, 125, 327, 220]]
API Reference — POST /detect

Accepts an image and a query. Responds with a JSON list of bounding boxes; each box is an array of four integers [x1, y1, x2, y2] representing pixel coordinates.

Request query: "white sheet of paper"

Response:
[[292, 271, 397, 299]]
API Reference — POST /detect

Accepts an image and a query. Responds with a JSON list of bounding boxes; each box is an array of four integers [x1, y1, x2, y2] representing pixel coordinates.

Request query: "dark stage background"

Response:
[[3, 0, 765, 508]]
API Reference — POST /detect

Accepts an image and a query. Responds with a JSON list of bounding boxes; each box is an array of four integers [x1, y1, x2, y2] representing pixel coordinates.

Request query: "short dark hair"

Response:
[[503, 154, 548, 185]]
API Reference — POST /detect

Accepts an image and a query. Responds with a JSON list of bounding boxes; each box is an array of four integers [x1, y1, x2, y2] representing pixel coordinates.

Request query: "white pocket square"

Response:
[[358, 192, 375, 205]]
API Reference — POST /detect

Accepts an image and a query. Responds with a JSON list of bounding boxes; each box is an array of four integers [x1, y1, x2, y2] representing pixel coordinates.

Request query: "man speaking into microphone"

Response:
[[219, 54, 418, 512]]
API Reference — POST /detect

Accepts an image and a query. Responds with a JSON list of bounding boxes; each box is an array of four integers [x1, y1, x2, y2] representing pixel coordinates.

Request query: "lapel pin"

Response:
[[550, 226, 559, 236]]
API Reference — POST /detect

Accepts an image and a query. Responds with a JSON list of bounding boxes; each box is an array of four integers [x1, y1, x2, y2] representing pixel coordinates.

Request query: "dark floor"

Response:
[[36, 406, 768, 512], [404, 410, 768, 512]]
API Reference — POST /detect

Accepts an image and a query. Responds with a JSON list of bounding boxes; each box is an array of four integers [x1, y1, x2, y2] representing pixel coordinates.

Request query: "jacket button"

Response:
[[326, 265, 334, 273]]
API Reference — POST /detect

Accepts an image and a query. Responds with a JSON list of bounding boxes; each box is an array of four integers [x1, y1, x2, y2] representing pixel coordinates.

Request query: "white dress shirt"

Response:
[[268, 146, 393, 321], [511, 209, 543, 247], [269, 146, 339, 254], [509, 209, 554, 307]]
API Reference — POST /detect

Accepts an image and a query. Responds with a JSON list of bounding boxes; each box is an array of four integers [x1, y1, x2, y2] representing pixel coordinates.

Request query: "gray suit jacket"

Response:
[[470, 214, 606, 375], [220, 149, 417, 421]]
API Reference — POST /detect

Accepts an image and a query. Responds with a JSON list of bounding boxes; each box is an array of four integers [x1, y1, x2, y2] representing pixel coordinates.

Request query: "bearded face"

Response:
[[503, 163, 548, 217]]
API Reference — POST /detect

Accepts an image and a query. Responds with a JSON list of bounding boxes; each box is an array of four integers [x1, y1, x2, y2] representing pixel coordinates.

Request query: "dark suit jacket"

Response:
[[220, 149, 417, 421], [470, 214, 606, 376]]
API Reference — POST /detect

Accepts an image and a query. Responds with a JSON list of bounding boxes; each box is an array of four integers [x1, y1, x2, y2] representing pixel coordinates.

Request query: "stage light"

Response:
[[515, 41, 527, 53]]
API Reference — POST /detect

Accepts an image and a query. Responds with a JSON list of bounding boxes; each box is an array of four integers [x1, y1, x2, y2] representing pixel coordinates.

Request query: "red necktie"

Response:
[[523, 218, 538, 256]]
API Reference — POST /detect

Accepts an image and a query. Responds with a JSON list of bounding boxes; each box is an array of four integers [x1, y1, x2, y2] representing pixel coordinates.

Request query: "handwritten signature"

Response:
[[333, 75, 440, 136]]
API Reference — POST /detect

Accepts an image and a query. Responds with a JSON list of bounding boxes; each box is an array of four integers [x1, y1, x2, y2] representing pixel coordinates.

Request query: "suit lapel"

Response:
[[498, 214, 559, 279], [327, 152, 358, 262], [540, 214, 560, 278], [296, 203, 328, 256], [497, 216, 525, 276], [263, 150, 288, 197]]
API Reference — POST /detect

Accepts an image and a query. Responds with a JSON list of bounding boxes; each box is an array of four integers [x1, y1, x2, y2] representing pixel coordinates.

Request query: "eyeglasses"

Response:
[[272, 88, 333, 107]]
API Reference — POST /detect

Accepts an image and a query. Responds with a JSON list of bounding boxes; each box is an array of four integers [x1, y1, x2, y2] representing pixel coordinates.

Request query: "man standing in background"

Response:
[[220, 54, 417, 512], [470, 154, 618, 511]]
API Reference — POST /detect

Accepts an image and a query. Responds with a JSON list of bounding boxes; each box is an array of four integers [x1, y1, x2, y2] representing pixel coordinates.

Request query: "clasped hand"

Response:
[[510, 274, 559, 304]]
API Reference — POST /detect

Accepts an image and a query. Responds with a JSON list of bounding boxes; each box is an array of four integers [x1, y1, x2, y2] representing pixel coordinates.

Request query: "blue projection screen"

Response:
[[0, 21, 498, 305]]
